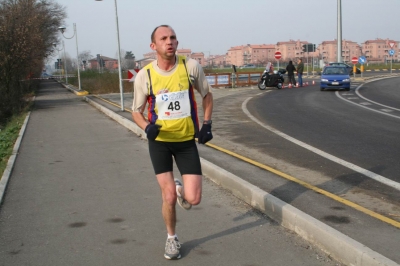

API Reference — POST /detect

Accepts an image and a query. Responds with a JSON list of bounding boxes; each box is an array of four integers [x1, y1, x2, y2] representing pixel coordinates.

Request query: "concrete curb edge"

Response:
[[201, 159, 397, 266], [0, 112, 31, 206], [84, 96, 398, 266], [57, 81, 89, 96]]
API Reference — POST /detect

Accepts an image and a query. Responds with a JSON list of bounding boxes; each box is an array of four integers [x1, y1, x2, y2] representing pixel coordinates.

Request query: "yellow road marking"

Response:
[[205, 142, 400, 229], [92, 95, 132, 113], [94, 95, 400, 229]]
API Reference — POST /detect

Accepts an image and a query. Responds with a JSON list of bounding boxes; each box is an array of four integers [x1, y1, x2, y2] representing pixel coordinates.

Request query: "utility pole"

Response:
[[337, 0, 342, 62]]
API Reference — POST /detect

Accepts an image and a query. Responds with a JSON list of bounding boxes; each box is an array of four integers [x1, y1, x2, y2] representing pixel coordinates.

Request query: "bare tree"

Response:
[[78, 50, 92, 70], [0, 0, 66, 123]]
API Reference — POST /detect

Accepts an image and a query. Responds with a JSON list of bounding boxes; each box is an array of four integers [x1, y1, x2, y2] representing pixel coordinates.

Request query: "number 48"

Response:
[[168, 101, 181, 111]]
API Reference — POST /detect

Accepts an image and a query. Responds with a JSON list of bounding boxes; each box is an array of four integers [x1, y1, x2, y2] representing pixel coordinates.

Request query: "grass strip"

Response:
[[0, 113, 27, 177]]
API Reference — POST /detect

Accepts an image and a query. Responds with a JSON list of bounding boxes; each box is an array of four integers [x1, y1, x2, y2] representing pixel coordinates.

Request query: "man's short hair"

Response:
[[151, 25, 171, 43]]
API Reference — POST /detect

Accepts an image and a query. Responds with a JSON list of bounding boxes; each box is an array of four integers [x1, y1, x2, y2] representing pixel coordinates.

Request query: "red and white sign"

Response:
[[274, 51, 282, 60], [389, 42, 395, 48], [351, 57, 358, 64], [128, 69, 139, 82]]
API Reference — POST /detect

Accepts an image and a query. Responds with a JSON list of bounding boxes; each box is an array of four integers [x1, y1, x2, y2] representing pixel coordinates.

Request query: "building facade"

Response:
[[191, 52, 205, 66], [362, 38, 399, 63], [319, 39, 361, 64], [227, 44, 276, 67], [139, 37, 399, 68], [88, 55, 118, 70], [209, 54, 227, 68], [276, 40, 315, 62]]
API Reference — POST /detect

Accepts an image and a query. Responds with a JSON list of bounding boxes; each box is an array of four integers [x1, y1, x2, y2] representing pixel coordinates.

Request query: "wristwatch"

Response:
[[203, 120, 212, 125]]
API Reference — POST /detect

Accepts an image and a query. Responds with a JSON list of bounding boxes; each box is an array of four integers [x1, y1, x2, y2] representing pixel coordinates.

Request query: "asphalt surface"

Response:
[[81, 74, 400, 265], [0, 80, 341, 266]]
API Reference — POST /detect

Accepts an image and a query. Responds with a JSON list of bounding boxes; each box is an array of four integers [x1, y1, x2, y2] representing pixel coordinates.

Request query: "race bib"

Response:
[[156, 90, 191, 120]]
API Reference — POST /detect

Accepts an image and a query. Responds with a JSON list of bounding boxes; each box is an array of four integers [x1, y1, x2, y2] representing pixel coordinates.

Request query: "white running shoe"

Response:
[[164, 237, 181, 260]]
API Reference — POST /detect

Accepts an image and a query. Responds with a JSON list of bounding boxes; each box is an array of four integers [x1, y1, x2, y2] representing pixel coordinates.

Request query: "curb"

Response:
[[58, 81, 89, 96], [83, 96, 398, 266], [0, 112, 31, 206]]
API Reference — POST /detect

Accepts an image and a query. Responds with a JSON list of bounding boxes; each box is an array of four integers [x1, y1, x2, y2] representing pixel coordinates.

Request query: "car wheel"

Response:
[[320, 87, 324, 91], [345, 88, 350, 91]]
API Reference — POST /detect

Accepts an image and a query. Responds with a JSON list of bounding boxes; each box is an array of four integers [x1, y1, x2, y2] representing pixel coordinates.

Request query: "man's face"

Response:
[[150, 26, 178, 60]]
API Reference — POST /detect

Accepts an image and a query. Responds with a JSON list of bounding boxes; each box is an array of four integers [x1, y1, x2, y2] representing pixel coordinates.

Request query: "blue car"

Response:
[[320, 66, 350, 91]]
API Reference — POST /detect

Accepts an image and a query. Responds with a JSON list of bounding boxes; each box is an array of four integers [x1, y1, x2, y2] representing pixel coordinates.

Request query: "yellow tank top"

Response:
[[145, 56, 199, 142]]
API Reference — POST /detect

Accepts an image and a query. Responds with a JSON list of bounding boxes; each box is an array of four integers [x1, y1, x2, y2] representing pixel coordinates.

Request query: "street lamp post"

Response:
[[59, 23, 82, 90], [95, 0, 124, 111]]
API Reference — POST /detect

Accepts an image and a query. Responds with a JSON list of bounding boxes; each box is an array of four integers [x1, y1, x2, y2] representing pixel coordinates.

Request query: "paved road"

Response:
[[86, 74, 400, 265], [0, 80, 338, 266]]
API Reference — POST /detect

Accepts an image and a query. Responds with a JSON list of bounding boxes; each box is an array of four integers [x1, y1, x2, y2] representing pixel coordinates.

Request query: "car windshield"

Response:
[[329, 63, 349, 67], [323, 67, 347, 75]]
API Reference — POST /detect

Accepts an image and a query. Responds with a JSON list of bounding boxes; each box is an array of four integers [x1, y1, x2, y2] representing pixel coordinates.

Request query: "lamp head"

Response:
[[58, 26, 66, 33]]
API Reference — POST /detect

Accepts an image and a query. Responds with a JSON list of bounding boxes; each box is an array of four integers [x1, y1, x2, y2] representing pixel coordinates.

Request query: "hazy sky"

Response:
[[50, 0, 400, 63]]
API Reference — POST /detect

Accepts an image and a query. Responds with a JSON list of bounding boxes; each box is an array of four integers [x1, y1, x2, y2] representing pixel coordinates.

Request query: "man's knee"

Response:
[[182, 175, 202, 205], [185, 192, 201, 206], [163, 191, 177, 206]]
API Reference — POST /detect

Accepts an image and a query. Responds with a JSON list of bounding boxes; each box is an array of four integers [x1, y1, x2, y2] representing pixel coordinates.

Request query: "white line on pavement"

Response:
[[242, 97, 400, 191]]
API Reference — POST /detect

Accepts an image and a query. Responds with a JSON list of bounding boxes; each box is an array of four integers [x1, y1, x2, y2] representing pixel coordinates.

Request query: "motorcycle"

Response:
[[258, 68, 286, 90]]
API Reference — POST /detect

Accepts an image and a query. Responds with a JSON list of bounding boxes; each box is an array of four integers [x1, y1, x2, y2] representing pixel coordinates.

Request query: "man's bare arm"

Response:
[[202, 92, 213, 121], [132, 112, 149, 131]]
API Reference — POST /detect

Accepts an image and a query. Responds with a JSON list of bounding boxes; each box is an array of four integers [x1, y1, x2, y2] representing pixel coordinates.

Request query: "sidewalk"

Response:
[[0, 80, 340, 265]]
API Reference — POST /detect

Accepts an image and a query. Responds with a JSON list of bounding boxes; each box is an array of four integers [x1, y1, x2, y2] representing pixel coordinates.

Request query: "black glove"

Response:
[[145, 124, 161, 141], [198, 124, 213, 144]]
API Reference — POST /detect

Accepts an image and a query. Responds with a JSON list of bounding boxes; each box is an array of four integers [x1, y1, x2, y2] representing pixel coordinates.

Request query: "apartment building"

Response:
[[319, 39, 361, 64], [139, 37, 399, 68], [227, 44, 276, 67], [362, 38, 399, 63], [276, 40, 316, 62], [191, 52, 205, 66], [209, 54, 227, 68]]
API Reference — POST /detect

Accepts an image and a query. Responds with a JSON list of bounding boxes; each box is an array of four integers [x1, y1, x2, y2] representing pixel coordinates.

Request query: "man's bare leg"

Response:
[[156, 172, 177, 235], [181, 174, 202, 205]]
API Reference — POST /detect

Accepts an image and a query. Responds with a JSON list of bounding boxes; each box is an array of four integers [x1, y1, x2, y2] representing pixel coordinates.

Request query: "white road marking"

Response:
[[242, 97, 400, 191], [355, 77, 400, 112], [336, 82, 400, 120]]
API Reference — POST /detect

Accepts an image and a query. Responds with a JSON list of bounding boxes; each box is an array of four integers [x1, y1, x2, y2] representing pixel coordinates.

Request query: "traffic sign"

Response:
[[128, 69, 139, 82], [389, 42, 395, 49], [274, 51, 282, 60], [389, 49, 395, 56], [358, 56, 367, 64], [351, 57, 358, 64]]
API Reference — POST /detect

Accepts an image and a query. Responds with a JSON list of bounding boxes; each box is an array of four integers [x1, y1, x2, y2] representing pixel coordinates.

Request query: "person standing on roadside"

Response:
[[131, 25, 214, 260], [286, 60, 296, 86], [297, 58, 304, 87]]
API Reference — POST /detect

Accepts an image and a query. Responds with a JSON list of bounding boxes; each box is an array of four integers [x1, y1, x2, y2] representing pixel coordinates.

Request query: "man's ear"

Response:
[[150, 43, 156, 51]]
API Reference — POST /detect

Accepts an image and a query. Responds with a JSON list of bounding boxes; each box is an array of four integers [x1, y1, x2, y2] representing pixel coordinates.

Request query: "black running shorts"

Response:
[[148, 139, 202, 175]]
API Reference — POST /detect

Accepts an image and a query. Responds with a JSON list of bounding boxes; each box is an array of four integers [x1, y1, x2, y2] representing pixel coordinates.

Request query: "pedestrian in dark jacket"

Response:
[[297, 58, 304, 87], [286, 60, 296, 85]]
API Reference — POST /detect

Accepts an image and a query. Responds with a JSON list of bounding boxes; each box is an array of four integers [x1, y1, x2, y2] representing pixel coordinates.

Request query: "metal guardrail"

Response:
[[205, 72, 263, 88]]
